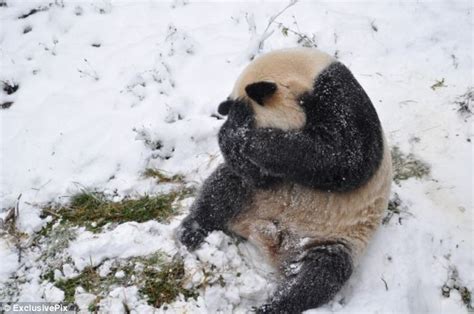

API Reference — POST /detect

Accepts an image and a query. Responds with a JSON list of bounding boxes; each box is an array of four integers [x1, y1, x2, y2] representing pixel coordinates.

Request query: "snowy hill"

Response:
[[0, 0, 472, 313]]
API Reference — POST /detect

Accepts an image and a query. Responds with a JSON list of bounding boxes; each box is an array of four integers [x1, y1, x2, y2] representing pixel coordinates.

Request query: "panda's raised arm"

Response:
[[241, 128, 360, 191], [243, 62, 385, 191]]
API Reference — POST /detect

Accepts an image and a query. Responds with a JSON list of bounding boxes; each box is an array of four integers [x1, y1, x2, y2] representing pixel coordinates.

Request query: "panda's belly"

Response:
[[228, 147, 392, 263]]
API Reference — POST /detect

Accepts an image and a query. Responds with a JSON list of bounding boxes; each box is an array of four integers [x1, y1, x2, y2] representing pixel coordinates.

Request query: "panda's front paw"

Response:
[[177, 217, 207, 251]]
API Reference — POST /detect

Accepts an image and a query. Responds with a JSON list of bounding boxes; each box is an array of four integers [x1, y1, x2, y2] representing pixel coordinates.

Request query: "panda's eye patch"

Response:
[[245, 81, 277, 105], [218, 99, 234, 116]]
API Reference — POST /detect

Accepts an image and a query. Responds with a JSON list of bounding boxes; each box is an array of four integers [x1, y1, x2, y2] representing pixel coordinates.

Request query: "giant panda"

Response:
[[178, 47, 392, 313]]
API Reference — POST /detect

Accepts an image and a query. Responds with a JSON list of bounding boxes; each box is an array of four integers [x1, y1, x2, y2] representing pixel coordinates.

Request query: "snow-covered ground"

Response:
[[0, 0, 472, 313]]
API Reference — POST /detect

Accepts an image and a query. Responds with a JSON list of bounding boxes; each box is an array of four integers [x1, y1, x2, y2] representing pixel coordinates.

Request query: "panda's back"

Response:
[[228, 139, 392, 265]]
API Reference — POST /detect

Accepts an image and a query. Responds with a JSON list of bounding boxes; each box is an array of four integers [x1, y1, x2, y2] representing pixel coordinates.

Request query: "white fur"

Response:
[[231, 48, 335, 130]]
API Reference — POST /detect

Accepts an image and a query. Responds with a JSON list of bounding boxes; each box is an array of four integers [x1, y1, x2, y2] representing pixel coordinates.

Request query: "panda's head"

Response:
[[218, 48, 335, 130]]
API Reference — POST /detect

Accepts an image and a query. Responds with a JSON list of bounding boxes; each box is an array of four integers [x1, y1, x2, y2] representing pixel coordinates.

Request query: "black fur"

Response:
[[218, 99, 233, 115], [237, 62, 384, 191], [245, 81, 277, 105], [257, 244, 353, 314], [177, 164, 252, 250], [300, 62, 384, 190]]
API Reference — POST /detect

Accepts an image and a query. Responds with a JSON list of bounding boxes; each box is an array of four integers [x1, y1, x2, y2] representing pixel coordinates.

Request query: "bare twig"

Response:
[[419, 125, 441, 133], [261, 0, 298, 37], [399, 100, 417, 105], [245, 0, 298, 60]]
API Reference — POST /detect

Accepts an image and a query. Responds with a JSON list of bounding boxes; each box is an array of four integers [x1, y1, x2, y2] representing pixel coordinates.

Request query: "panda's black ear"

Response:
[[218, 99, 233, 116], [245, 81, 277, 106]]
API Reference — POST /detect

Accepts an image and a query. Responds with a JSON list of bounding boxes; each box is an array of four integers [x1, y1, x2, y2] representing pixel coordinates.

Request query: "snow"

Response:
[[0, 0, 472, 313], [43, 283, 65, 303], [68, 220, 178, 271], [0, 239, 18, 284]]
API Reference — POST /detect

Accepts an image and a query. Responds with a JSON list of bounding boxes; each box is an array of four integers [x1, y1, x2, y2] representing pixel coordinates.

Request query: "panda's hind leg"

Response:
[[258, 243, 353, 314]]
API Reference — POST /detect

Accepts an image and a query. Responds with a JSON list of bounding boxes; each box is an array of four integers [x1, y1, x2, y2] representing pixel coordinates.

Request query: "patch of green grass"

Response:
[[39, 223, 77, 259], [391, 146, 431, 184], [52, 253, 198, 310], [88, 298, 101, 313], [33, 175, 199, 309], [55, 266, 100, 304], [42, 188, 193, 233], [53, 257, 140, 304], [40, 269, 55, 283], [140, 258, 198, 308], [36, 220, 55, 238], [142, 168, 185, 184]]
